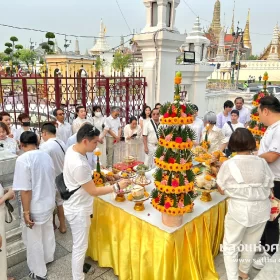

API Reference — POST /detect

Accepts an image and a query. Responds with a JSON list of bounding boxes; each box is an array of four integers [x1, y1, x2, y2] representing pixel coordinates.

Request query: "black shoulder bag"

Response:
[[224, 121, 235, 157], [150, 120, 159, 140]]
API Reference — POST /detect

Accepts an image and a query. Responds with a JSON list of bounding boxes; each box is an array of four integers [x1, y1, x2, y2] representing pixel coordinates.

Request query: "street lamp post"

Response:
[[231, 24, 244, 86]]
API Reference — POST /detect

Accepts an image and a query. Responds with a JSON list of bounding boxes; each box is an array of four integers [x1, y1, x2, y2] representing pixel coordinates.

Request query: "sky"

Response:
[[0, 0, 279, 56]]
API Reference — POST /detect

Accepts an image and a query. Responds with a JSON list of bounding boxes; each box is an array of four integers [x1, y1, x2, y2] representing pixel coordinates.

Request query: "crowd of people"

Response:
[[0, 95, 279, 280]]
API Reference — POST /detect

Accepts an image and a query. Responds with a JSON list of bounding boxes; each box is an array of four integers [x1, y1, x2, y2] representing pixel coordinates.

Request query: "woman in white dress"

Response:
[[92, 106, 107, 166], [124, 116, 143, 161], [201, 111, 228, 153], [0, 122, 18, 154], [0, 183, 15, 280], [139, 106, 151, 130], [72, 106, 91, 134]]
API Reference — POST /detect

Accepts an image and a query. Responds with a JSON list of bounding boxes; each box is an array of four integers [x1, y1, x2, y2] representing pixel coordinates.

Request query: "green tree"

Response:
[[95, 56, 106, 73], [111, 51, 132, 74], [19, 49, 37, 68], [0, 52, 8, 65], [10, 36, 18, 51], [248, 55, 258, 60], [45, 32, 56, 54]]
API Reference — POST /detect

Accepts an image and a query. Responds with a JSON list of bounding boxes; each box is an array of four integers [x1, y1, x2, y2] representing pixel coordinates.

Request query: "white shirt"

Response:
[[13, 150, 56, 224], [63, 145, 93, 216], [92, 116, 106, 137], [143, 119, 159, 145], [233, 106, 250, 125], [56, 121, 72, 144], [66, 134, 98, 169], [0, 137, 18, 154], [189, 117, 204, 143], [72, 117, 91, 134], [40, 137, 65, 177], [10, 126, 17, 138], [104, 115, 121, 137], [15, 127, 34, 142], [201, 125, 227, 153], [222, 122, 244, 142], [216, 112, 231, 129], [124, 124, 142, 143], [217, 155, 274, 227], [258, 120, 280, 178]]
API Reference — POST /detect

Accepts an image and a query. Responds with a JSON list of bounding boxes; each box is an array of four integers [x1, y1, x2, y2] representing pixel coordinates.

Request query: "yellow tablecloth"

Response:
[[87, 197, 227, 280]]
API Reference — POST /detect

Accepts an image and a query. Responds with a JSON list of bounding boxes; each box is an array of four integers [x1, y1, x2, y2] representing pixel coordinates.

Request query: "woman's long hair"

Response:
[[140, 105, 151, 120]]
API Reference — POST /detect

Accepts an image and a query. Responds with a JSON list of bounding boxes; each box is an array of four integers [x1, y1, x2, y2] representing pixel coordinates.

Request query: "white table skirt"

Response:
[[95, 169, 227, 234]]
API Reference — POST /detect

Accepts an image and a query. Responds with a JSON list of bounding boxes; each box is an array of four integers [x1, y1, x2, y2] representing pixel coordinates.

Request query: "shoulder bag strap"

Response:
[[150, 120, 159, 140], [227, 121, 234, 133], [54, 140, 65, 154]]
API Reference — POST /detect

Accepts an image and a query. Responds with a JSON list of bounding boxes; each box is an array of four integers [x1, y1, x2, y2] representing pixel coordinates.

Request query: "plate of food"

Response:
[[127, 185, 150, 201], [192, 166, 203, 175], [119, 169, 137, 178], [133, 164, 151, 172], [116, 184, 134, 194], [123, 156, 135, 163]]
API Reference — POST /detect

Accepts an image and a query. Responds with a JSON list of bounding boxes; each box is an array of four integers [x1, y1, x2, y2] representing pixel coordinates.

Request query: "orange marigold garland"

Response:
[[151, 72, 198, 220]]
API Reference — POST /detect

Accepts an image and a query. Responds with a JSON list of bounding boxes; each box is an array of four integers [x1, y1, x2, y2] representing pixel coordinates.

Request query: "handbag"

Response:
[[55, 173, 81, 201], [5, 200, 14, 223], [270, 191, 280, 221]]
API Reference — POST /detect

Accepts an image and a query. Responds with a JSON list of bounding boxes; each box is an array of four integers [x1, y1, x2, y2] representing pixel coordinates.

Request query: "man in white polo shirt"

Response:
[[143, 108, 160, 168], [63, 124, 131, 280], [104, 107, 121, 168], [54, 108, 72, 144], [253, 96, 280, 269], [40, 122, 67, 234], [233, 97, 250, 125], [13, 131, 56, 280]]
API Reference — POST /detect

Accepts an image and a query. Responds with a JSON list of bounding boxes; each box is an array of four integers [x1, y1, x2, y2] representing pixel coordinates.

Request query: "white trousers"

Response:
[[223, 213, 266, 280], [66, 214, 91, 280], [0, 205, 7, 280], [144, 143, 157, 168], [22, 215, 55, 278]]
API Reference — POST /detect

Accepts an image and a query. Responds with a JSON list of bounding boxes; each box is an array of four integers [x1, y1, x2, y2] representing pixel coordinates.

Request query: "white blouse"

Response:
[[72, 117, 92, 134], [217, 155, 274, 227], [123, 124, 142, 143], [92, 116, 106, 137], [201, 125, 227, 153], [0, 137, 18, 154]]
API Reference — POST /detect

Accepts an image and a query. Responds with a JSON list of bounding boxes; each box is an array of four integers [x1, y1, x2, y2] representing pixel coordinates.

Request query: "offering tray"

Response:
[[127, 192, 150, 211], [195, 186, 217, 202]]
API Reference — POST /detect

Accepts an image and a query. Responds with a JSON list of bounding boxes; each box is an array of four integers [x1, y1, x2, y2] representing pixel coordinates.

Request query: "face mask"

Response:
[[95, 112, 102, 118], [22, 122, 30, 127]]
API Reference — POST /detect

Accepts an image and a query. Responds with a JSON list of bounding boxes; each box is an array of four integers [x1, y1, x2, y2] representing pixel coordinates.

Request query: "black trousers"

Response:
[[260, 181, 280, 256]]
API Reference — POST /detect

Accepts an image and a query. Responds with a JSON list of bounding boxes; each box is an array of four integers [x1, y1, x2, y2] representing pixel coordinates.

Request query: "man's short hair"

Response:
[[77, 124, 100, 143], [53, 108, 63, 117], [18, 113, 30, 122], [224, 100, 234, 109], [230, 109, 239, 116], [204, 111, 216, 124], [259, 96, 280, 113], [41, 122, 56, 135], [111, 106, 120, 113], [151, 108, 159, 115], [20, 131, 38, 146], [0, 112, 10, 121], [234, 97, 244, 104]]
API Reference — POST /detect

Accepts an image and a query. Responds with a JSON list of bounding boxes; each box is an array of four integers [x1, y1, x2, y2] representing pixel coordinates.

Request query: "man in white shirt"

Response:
[[104, 107, 121, 168], [13, 131, 56, 280], [143, 108, 160, 168], [253, 96, 280, 269], [66, 122, 102, 170], [233, 97, 250, 125], [222, 110, 244, 141], [53, 108, 72, 144], [40, 122, 67, 234], [63, 124, 131, 280], [189, 104, 204, 145]]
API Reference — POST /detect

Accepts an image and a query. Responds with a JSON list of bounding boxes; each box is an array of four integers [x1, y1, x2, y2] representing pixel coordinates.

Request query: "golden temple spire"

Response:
[[243, 9, 252, 53], [209, 0, 221, 39], [230, 0, 235, 34]]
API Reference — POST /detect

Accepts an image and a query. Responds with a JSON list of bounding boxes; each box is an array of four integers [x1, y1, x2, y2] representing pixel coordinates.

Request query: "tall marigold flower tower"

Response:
[[151, 71, 197, 227]]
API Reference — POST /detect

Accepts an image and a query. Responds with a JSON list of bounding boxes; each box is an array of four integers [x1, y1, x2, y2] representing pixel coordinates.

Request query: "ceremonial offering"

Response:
[[127, 188, 150, 211], [123, 155, 135, 163], [133, 171, 151, 187], [119, 169, 137, 178], [133, 164, 151, 172], [92, 149, 106, 187], [131, 185, 145, 200], [151, 72, 197, 227], [248, 71, 271, 146]]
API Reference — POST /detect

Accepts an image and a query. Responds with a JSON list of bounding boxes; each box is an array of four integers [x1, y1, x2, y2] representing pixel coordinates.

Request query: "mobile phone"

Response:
[[131, 133, 137, 138]]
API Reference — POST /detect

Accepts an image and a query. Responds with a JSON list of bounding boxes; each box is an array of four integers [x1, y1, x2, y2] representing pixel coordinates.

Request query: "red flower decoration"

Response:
[[163, 113, 170, 118], [171, 180, 179, 187], [256, 99, 260, 103], [171, 112, 177, 118], [155, 197, 160, 203], [187, 113, 192, 117], [175, 137, 183, 143], [164, 202, 171, 209], [168, 158, 175, 164], [261, 127, 266, 132], [181, 105, 186, 112]]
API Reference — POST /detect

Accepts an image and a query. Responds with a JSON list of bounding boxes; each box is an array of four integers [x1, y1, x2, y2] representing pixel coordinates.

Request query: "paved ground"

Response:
[[8, 221, 263, 280]]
